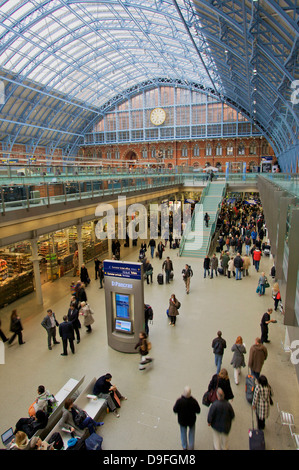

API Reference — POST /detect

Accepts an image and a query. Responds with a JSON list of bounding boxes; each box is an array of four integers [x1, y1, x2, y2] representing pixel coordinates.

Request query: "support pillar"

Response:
[[76, 224, 84, 268], [30, 238, 43, 305]]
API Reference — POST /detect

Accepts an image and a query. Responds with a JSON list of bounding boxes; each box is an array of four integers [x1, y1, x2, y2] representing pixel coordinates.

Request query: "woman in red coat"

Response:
[[253, 248, 262, 272]]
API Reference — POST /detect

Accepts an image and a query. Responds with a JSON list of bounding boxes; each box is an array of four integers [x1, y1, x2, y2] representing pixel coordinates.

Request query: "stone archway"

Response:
[[124, 150, 138, 167]]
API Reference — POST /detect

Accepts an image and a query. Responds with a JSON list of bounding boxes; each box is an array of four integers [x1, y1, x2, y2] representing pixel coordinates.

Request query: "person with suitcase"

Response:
[[252, 375, 273, 431], [162, 256, 173, 284]]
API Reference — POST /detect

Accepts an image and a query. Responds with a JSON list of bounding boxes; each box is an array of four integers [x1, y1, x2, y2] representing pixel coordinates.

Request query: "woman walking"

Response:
[[79, 301, 95, 333], [8, 309, 25, 346], [168, 294, 181, 326], [252, 375, 273, 430], [230, 336, 246, 385]]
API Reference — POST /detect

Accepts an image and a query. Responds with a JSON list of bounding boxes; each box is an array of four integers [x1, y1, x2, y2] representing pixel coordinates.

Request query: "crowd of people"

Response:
[[0, 193, 287, 451]]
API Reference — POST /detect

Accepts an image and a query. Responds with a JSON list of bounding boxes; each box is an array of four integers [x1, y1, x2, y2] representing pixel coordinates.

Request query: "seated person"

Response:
[[93, 373, 127, 418], [14, 410, 48, 439], [58, 398, 104, 436], [29, 436, 54, 451], [28, 385, 56, 417], [8, 431, 30, 450]]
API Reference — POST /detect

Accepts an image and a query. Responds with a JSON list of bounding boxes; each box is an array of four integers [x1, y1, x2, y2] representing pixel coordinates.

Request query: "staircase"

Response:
[[180, 181, 226, 258]]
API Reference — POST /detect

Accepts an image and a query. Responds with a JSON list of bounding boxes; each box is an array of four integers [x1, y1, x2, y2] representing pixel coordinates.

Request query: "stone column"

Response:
[[30, 238, 43, 305], [76, 224, 84, 267]]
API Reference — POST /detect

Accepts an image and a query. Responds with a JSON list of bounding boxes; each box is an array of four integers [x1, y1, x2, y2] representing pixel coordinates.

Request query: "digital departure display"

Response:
[[115, 293, 130, 319]]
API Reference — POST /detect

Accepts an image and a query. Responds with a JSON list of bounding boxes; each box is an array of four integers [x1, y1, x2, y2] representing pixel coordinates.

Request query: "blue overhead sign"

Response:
[[103, 260, 142, 280]]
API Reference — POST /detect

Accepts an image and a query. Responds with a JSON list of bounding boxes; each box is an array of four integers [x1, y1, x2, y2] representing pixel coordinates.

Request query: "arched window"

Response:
[[238, 143, 245, 155], [249, 142, 257, 155], [167, 147, 173, 158], [151, 147, 156, 159], [206, 144, 212, 156], [181, 145, 188, 157], [216, 143, 222, 156], [142, 147, 148, 159], [262, 142, 268, 154], [227, 144, 233, 156], [193, 144, 200, 157]]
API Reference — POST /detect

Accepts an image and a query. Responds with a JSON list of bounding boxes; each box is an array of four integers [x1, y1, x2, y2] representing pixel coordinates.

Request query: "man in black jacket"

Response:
[[207, 388, 235, 450], [212, 331, 227, 374], [67, 304, 81, 344], [233, 252, 243, 280], [41, 309, 60, 350], [173, 386, 201, 450], [59, 316, 75, 356]]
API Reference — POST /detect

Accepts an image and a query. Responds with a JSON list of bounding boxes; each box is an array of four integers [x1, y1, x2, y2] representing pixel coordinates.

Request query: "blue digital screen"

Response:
[[115, 293, 130, 319], [115, 319, 132, 333], [104, 260, 141, 280]]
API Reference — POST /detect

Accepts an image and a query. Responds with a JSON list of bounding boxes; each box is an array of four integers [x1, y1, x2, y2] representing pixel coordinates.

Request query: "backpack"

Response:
[[188, 266, 193, 277], [85, 433, 103, 450], [73, 409, 88, 426], [145, 304, 153, 322], [47, 394, 57, 415], [48, 432, 64, 450]]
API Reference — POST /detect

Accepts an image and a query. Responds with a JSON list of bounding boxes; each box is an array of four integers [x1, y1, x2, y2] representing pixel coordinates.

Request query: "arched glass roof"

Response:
[[0, 0, 298, 169]]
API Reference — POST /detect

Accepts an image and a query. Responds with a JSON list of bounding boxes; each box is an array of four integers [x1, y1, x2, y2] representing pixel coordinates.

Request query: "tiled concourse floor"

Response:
[[0, 242, 298, 451]]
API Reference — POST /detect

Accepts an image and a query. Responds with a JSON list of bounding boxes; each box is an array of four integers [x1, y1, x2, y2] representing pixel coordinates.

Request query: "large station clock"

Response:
[[150, 107, 166, 126]]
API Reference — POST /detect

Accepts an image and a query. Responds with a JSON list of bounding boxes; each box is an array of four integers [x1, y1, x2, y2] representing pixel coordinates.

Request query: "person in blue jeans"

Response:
[[60, 398, 104, 436], [203, 255, 210, 278], [233, 253, 243, 280], [173, 386, 201, 450], [212, 331, 227, 374], [258, 272, 266, 296]]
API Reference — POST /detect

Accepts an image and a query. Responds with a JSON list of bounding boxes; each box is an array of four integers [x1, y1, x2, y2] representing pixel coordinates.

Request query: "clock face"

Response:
[[150, 107, 166, 126]]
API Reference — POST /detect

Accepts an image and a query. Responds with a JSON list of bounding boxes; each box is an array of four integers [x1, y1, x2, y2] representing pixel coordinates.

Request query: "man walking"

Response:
[[203, 255, 210, 278], [59, 315, 75, 356], [162, 256, 173, 284], [173, 386, 201, 451], [182, 264, 193, 294], [67, 304, 81, 344], [41, 309, 60, 350], [233, 252, 243, 280], [212, 331, 227, 374], [210, 254, 219, 279], [248, 338, 268, 379], [207, 388, 235, 450], [148, 238, 156, 259]]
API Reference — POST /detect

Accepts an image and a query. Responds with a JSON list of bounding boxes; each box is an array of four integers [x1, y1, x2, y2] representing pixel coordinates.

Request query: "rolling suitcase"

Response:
[[249, 410, 265, 450], [157, 273, 164, 285], [246, 373, 255, 404]]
